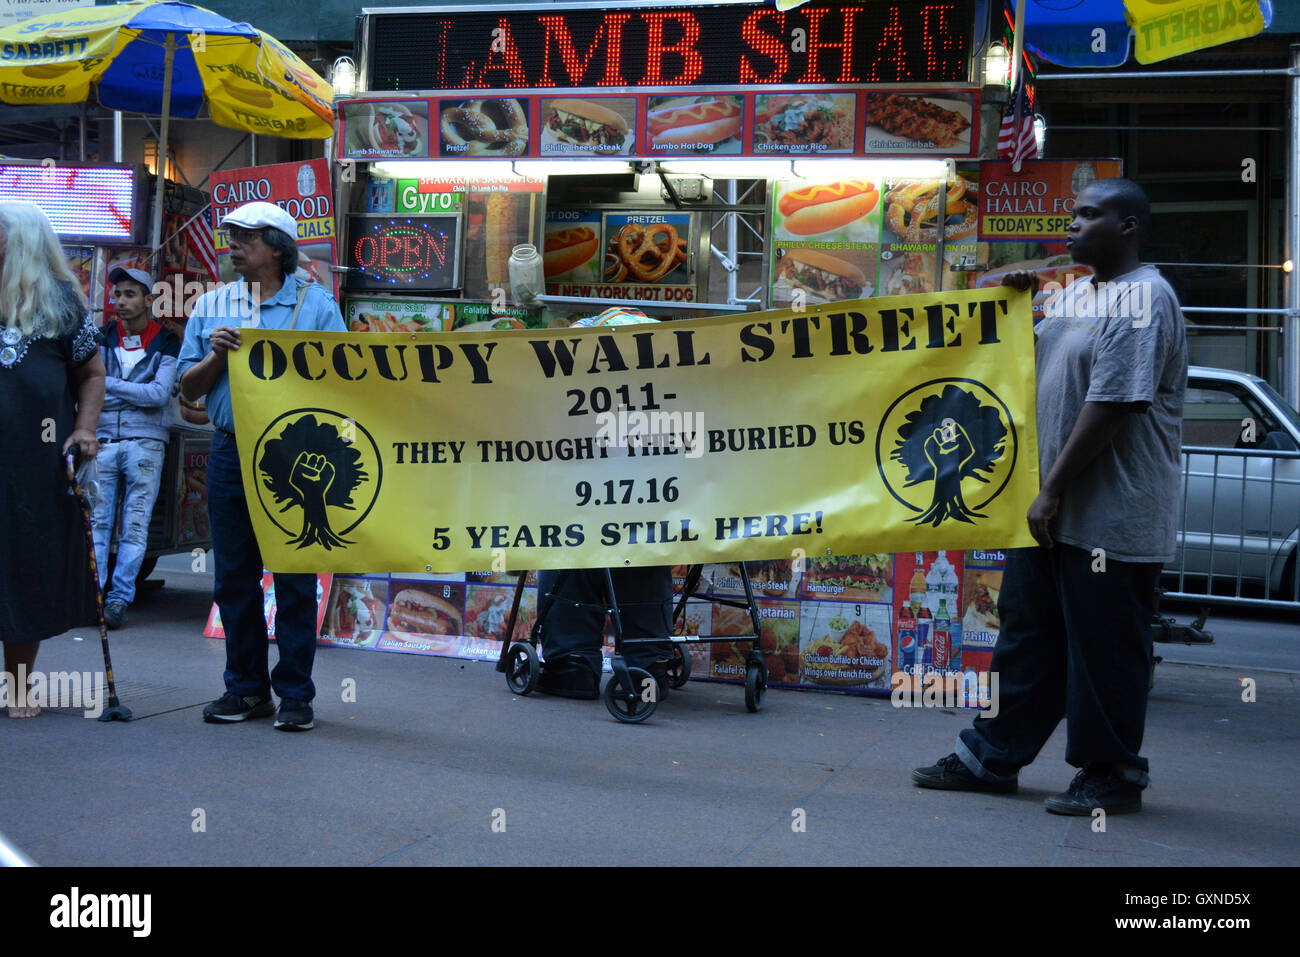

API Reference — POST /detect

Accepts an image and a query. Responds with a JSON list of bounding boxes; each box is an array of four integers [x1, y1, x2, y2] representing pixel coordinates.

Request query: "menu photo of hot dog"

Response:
[[773, 178, 881, 242], [646, 95, 743, 154], [543, 211, 603, 282], [540, 97, 636, 156], [341, 99, 430, 159], [378, 581, 465, 656]]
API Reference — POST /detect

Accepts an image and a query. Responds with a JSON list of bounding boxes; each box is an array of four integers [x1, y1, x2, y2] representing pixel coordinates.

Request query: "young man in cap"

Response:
[[912, 178, 1188, 815], [179, 201, 345, 732], [92, 267, 180, 629]]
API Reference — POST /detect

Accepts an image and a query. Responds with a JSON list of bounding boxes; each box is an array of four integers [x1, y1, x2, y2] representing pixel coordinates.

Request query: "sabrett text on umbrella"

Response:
[[0, 81, 66, 98], [1, 37, 90, 60]]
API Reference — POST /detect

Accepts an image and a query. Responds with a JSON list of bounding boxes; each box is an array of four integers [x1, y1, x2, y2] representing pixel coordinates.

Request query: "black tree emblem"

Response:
[[259, 415, 368, 549], [889, 384, 1006, 527]]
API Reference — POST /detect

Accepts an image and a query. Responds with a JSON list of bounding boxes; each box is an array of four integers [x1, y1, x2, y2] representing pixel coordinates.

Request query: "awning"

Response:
[[1024, 0, 1273, 68]]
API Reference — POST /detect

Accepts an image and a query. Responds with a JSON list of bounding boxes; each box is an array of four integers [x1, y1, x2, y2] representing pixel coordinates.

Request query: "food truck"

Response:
[[294, 0, 1117, 699]]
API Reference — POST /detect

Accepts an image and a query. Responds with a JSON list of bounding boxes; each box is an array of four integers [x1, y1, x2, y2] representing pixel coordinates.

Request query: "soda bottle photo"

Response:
[[933, 597, 951, 671], [896, 602, 916, 673]]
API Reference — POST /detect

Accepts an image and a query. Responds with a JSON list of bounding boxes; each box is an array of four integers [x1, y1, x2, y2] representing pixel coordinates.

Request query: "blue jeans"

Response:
[[956, 545, 1159, 786], [207, 429, 318, 703], [91, 438, 166, 606]]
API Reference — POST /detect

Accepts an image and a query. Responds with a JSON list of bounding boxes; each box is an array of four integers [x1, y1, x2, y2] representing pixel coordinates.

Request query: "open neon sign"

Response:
[[345, 214, 461, 291]]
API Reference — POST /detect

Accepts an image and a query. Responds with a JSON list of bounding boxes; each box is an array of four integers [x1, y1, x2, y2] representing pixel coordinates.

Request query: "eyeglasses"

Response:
[[226, 226, 265, 244]]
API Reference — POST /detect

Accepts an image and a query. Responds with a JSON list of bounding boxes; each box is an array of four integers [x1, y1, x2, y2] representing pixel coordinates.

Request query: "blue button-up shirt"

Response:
[[178, 276, 345, 434]]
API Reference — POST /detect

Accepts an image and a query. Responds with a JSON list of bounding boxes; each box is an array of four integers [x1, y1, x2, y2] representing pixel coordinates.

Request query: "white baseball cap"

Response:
[[220, 201, 298, 242], [108, 266, 153, 288]]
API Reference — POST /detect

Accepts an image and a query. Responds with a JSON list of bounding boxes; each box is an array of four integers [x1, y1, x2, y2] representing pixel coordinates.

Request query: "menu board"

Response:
[[273, 549, 1006, 703], [544, 209, 696, 304], [339, 89, 980, 161]]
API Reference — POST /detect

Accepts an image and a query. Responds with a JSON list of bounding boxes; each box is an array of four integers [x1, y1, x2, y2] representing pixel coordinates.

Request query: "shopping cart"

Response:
[[494, 564, 766, 723]]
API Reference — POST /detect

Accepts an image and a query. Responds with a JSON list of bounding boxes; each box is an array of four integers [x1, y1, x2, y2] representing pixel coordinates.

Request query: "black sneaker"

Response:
[[274, 698, 315, 731], [1044, 768, 1142, 816], [911, 753, 1018, 794], [103, 601, 127, 629], [202, 691, 275, 723]]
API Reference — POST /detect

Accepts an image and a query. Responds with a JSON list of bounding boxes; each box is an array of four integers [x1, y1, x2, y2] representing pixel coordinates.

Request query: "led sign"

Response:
[[367, 1, 976, 92], [0, 163, 141, 244]]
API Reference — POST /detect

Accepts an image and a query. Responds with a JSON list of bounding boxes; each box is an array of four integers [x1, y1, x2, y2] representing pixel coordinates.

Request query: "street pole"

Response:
[[150, 32, 176, 254], [1287, 46, 1300, 407]]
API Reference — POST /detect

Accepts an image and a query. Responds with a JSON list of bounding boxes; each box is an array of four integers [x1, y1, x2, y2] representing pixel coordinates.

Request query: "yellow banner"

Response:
[[1128, 0, 1265, 65], [230, 288, 1039, 574]]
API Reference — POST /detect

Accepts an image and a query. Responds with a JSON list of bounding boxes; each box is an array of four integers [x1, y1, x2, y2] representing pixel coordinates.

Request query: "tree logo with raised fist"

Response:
[[253, 410, 383, 550], [875, 380, 1018, 527]]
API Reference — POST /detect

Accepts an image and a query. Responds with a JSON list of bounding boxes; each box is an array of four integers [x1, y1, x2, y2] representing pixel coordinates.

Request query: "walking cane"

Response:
[[64, 452, 132, 722]]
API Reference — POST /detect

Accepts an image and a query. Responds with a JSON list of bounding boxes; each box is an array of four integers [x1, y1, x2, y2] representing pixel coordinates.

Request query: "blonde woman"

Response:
[[0, 201, 105, 717]]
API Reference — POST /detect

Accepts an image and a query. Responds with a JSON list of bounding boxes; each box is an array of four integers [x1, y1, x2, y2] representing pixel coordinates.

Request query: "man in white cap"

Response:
[[179, 201, 345, 731], [92, 266, 179, 629]]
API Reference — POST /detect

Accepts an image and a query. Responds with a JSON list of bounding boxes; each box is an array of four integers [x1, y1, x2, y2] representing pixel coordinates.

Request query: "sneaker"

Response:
[[911, 753, 1018, 794], [103, 601, 127, 629], [274, 698, 315, 731], [1044, 768, 1142, 816], [202, 691, 274, 723], [537, 654, 600, 700]]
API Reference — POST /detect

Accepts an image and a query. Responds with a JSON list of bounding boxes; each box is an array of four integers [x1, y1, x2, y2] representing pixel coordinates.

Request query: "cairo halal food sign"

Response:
[[352, 221, 449, 284]]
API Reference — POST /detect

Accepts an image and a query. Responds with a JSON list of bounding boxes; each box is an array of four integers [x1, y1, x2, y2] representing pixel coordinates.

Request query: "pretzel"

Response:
[[604, 252, 628, 282], [440, 99, 528, 156], [617, 223, 679, 282], [885, 177, 977, 242]]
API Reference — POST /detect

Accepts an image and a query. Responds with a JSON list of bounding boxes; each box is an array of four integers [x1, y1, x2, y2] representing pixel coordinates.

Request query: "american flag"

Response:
[[997, 75, 1038, 171], [183, 205, 218, 282]]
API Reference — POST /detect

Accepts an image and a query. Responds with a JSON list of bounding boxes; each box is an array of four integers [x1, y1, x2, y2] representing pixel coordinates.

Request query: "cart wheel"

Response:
[[745, 662, 766, 713], [505, 642, 540, 695], [666, 645, 691, 689], [603, 666, 657, 723]]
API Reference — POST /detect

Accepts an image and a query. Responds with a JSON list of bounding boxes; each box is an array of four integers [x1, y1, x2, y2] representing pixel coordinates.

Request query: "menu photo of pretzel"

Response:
[[438, 98, 530, 157], [599, 211, 693, 290]]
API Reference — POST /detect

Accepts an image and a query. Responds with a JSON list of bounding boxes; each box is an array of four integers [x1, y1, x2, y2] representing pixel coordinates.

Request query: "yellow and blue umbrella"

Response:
[[0, 1, 334, 246]]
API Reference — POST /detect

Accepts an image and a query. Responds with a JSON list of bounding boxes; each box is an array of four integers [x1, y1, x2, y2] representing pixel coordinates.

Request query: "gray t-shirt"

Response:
[[1035, 264, 1188, 563]]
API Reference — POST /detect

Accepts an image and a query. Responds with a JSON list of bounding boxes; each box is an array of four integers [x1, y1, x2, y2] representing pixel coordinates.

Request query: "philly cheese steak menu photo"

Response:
[[540, 97, 636, 155]]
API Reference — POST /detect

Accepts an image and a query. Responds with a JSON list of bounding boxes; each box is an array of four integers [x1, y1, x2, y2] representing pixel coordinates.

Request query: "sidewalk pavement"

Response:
[[1, 570, 1296, 867]]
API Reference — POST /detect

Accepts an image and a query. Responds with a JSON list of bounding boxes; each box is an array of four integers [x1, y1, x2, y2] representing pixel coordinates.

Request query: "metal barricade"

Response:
[[1165, 446, 1300, 611]]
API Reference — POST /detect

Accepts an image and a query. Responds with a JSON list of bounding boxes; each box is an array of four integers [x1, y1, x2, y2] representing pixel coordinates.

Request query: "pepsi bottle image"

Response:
[[896, 603, 916, 671]]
